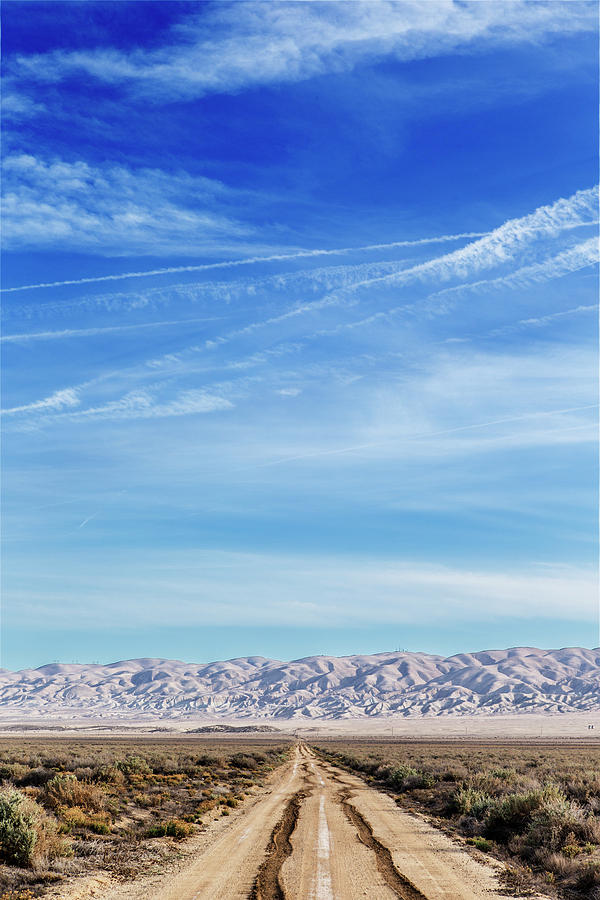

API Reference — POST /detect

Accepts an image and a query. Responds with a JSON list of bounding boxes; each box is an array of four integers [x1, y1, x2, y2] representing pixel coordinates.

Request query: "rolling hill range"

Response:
[[0, 647, 598, 720]]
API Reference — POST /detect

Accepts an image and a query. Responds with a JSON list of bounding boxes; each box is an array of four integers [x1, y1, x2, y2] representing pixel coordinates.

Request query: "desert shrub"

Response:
[[394, 772, 435, 791], [145, 819, 194, 839], [467, 836, 493, 852], [0, 891, 37, 900], [0, 788, 69, 868], [490, 767, 518, 781], [525, 797, 589, 852], [95, 765, 126, 786], [379, 764, 434, 791], [575, 861, 600, 891], [229, 754, 258, 771], [388, 764, 418, 785], [562, 832, 583, 858], [15, 767, 54, 788], [533, 849, 580, 878], [89, 820, 111, 835], [458, 814, 484, 836], [115, 756, 151, 777], [0, 790, 36, 866], [196, 753, 217, 767], [455, 787, 494, 819], [581, 815, 600, 844], [485, 786, 563, 842], [44, 773, 105, 813], [314, 741, 600, 897], [196, 798, 218, 814], [197, 753, 226, 768], [0, 764, 28, 782], [58, 805, 111, 834], [499, 864, 536, 895]]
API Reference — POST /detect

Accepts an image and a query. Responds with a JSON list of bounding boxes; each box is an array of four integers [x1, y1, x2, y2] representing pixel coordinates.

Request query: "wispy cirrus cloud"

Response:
[[2, 190, 596, 452], [427, 237, 599, 305], [56, 389, 234, 422], [8, 549, 597, 629], [505, 305, 598, 331], [1, 231, 485, 293], [1, 154, 262, 257], [109, 186, 599, 373], [1, 91, 45, 119], [12, 1, 596, 102], [344, 187, 598, 297], [1, 388, 80, 417], [7, 388, 234, 425]]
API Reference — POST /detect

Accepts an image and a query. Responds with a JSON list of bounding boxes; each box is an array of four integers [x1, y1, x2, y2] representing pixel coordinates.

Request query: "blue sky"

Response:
[[1, 1, 598, 671]]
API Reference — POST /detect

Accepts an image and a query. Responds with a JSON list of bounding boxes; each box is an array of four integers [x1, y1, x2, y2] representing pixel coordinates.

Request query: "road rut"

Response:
[[144, 744, 537, 900]]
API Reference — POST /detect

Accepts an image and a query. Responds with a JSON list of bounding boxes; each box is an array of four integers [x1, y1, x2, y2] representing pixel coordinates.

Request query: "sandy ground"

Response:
[[1, 712, 598, 739], [48, 744, 551, 900]]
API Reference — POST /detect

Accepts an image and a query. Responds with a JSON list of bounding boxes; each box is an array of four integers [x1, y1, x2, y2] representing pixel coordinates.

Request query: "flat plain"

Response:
[[1, 733, 599, 900]]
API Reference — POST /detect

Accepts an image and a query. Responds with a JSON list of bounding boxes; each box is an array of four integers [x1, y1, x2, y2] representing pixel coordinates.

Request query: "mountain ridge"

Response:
[[1, 647, 598, 720]]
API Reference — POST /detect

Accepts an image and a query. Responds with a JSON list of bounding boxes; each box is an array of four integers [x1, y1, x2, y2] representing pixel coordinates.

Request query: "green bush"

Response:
[[525, 797, 588, 852], [485, 788, 553, 841], [146, 819, 194, 839], [0, 764, 28, 782], [0, 790, 37, 866], [388, 765, 436, 791], [455, 787, 494, 819], [467, 836, 493, 852], [389, 764, 418, 786], [95, 764, 126, 786], [116, 756, 151, 777], [0, 788, 69, 868]]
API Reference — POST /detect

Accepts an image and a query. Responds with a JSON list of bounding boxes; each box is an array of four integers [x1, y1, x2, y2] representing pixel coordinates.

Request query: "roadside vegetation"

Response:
[[314, 740, 600, 898], [0, 737, 290, 898]]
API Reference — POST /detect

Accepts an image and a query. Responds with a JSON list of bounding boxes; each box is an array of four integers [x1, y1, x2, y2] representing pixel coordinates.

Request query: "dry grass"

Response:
[[314, 740, 600, 899], [0, 737, 290, 897]]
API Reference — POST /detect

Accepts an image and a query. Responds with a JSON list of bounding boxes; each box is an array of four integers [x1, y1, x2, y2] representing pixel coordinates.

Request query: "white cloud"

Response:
[[13, 1, 596, 101], [1, 154, 259, 256], [55, 389, 234, 422], [7, 549, 597, 629], [427, 237, 599, 305], [241, 343, 598, 469], [1, 388, 80, 416], [348, 187, 598, 297], [1, 91, 45, 119], [276, 387, 302, 397], [109, 186, 598, 374], [2, 231, 484, 293]]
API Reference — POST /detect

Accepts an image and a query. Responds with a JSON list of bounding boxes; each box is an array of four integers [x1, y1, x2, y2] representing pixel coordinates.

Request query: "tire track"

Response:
[[249, 788, 308, 900], [338, 788, 428, 900]]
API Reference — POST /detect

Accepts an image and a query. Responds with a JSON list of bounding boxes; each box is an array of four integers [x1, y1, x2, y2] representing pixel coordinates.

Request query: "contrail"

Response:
[[0, 232, 487, 293], [0, 315, 226, 344], [250, 404, 599, 469], [78, 513, 98, 528]]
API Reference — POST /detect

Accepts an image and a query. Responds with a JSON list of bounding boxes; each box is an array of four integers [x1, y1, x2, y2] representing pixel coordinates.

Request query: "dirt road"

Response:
[[148, 744, 516, 900]]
